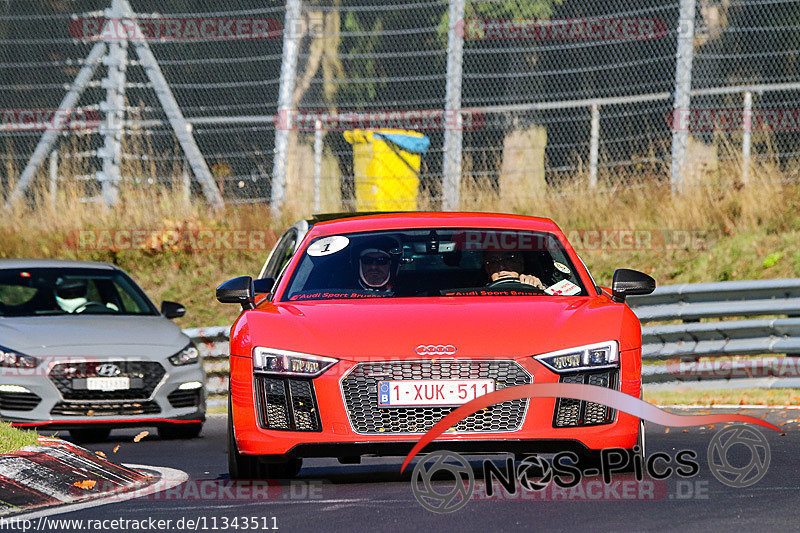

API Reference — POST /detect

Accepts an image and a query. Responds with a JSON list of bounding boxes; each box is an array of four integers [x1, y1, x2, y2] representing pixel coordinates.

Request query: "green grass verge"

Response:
[[0, 421, 39, 454]]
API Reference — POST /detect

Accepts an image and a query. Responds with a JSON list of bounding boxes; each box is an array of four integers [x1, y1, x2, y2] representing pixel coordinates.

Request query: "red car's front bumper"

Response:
[[230, 351, 641, 458]]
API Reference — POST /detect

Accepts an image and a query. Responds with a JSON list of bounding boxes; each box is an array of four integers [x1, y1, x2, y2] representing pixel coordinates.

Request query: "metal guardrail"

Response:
[[627, 279, 800, 323], [640, 318, 800, 360], [187, 279, 800, 399], [629, 279, 800, 389], [183, 326, 230, 399]]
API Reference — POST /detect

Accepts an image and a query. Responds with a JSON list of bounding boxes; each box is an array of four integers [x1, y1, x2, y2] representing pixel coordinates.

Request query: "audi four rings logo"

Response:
[[415, 344, 457, 356], [97, 363, 121, 377]]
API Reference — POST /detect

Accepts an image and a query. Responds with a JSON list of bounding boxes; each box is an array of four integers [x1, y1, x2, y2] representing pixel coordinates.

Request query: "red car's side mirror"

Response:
[[216, 276, 255, 310]]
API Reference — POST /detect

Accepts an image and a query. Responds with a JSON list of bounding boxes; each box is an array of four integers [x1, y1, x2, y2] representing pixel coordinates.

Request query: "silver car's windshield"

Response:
[[0, 268, 158, 317]]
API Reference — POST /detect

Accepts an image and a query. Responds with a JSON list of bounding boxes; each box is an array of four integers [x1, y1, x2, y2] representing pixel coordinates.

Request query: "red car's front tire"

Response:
[[227, 394, 302, 480]]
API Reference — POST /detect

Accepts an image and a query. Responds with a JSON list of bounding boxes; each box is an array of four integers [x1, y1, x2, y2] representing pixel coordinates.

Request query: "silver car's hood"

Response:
[[0, 315, 189, 358]]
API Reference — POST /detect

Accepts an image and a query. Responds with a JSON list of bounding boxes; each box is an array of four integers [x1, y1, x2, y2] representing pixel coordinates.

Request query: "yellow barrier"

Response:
[[343, 129, 428, 211]]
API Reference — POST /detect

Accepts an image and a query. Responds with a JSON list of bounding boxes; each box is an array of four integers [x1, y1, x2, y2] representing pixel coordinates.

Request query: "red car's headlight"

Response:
[[533, 341, 619, 373], [252, 347, 338, 378]]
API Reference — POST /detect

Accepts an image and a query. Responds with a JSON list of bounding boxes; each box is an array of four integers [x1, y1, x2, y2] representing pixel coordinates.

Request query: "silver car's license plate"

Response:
[[86, 377, 130, 391]]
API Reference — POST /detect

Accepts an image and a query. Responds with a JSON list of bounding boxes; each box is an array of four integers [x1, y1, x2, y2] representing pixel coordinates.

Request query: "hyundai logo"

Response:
[[415, 344, 457, 356], [97, 363, 121, 377]]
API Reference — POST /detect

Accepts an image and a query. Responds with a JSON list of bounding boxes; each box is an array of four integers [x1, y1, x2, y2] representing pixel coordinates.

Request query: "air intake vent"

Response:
[[254, 376, 321, 432], [167, 389, 202, 409], [553, 369, 618, 428], [0, 391, 42, 412]]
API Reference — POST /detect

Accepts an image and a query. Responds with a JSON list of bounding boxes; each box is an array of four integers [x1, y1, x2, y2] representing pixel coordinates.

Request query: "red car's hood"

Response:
[[241, 296, 640, 359]]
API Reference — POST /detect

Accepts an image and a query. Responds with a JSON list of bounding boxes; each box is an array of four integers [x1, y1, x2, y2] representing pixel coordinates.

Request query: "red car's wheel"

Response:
[[579, 419, 644, 473], [227, 394, 302, 480], [228, 394, 259, 479]]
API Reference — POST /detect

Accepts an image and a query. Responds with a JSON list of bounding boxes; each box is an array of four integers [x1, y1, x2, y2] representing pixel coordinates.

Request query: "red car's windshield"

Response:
[[282, 228, 587, 301]]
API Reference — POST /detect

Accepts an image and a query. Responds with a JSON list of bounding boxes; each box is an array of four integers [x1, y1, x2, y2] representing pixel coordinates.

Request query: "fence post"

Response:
[[313, 118, 323, 212], [182, 162, 191, 204], [589, 103, 600, 188], [97, 0, 127, 207], [670, 0, 696, 194], [48, 150, 58, 203], [742, 91, 752, 184], [271, 0, 302, 218], [442, 0, 465, 211]]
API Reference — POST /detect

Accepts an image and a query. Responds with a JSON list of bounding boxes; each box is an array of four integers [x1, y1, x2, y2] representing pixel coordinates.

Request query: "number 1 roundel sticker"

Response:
[[307, 235, 349, 256]]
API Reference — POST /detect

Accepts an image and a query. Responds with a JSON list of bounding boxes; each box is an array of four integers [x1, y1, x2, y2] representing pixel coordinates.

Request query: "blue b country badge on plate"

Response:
[[379, 381, 390, 405]]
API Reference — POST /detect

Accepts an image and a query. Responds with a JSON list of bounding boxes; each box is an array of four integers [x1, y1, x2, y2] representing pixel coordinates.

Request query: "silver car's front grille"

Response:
[[50, 400, 161, 417], [341, 360, 531, 434], [48, 361, 166, 400]]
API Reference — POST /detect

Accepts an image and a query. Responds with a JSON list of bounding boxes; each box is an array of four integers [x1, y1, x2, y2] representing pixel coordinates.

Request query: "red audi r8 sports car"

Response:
[[217, 212, 655, 478]]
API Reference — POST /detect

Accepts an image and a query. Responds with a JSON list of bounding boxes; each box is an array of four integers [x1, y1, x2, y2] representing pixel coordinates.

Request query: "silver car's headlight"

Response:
[[169, 343, 200, 366], [534, 341, 619, 373], [0, 345, 39, 368], [252, 347, 337, 377]]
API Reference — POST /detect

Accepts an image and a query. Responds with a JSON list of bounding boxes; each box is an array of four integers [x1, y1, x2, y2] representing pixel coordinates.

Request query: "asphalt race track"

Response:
[[36, 409, 798, 533]]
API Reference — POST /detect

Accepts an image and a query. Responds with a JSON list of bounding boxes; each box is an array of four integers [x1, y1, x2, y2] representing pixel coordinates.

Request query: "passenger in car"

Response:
[[482, 251, 546, 290]]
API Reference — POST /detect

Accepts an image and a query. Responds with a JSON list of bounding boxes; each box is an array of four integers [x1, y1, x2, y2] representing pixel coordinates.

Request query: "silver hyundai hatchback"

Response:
[[0, 259, 205, 442]]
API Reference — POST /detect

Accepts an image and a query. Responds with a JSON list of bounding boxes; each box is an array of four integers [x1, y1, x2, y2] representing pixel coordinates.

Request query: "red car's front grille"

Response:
[[340, 360, 531, 434]]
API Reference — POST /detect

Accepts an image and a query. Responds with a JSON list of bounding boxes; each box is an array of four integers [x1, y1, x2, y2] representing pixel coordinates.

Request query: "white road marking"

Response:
[[659, 404, 800, 410], [12, 464, 188, 519]]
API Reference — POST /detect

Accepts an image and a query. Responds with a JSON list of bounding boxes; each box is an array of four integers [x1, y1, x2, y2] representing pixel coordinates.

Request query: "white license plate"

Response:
[[378, 379, 495, 407], [86, 377, 130, 391]]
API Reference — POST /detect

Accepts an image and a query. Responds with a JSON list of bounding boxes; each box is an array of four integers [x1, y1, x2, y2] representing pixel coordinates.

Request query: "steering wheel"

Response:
[[486, 279, 546, 293], [73, 301, 113, 314]]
